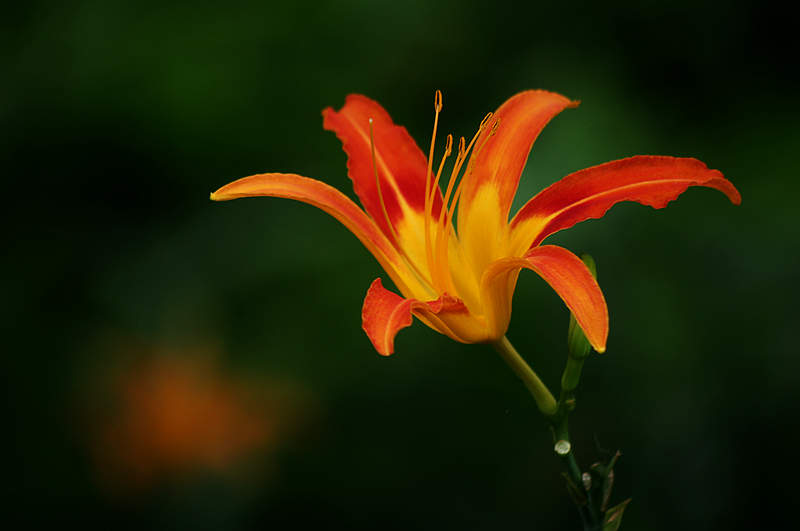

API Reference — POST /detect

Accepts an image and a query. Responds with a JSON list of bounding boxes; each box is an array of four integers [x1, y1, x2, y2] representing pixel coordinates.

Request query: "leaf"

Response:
[[603, 498, 631, 531]]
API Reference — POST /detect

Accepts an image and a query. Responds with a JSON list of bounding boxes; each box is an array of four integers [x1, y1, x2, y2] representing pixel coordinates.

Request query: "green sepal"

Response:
[[567, 314, 591, 359], [602, 498, 631, 531], [591, 450, 621, 512]]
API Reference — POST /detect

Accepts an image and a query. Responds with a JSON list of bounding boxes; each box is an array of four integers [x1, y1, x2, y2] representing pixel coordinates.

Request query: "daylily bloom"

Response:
[[211, 91, 740, 356]]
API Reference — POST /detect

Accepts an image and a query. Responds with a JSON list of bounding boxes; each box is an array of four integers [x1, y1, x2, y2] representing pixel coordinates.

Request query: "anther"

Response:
[[479, 112, 493, 130], [461, 117, 498, 181], [444, 134, 453, 156], [434, 89, 443, 112]]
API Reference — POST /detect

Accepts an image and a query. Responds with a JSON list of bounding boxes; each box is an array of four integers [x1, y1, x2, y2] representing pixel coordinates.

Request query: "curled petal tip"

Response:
[[720, 178, 742, 205], [361, 278, 470, 356], [210, 191, 219, 201], [362, 278, 410, 356]]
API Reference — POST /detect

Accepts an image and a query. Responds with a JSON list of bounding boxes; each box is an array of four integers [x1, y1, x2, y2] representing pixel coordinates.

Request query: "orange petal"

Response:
[[458, 90, 578, 224], [481, 245, 608, 352], [362, 278, 468, 356], [322, 95, 445, 239], [211, 173, 424, 297], [510, 156, 741, 253]]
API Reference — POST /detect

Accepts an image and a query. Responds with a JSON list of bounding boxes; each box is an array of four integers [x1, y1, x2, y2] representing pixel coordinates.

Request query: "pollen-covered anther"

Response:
[[479, 112, 494, 130], [443, 133, 453, 156]]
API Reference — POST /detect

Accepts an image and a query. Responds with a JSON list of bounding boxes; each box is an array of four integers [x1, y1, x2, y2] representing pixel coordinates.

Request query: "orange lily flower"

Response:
[[211, 91, 740, 356]]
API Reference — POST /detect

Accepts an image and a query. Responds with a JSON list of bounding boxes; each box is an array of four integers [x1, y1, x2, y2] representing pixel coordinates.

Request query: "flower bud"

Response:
[[567, 254, 598, 360]]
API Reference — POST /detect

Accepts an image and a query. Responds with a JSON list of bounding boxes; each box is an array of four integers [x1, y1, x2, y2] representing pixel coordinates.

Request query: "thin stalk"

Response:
[[491, 336, 557, 416], [493, 335, 602, 530], [550, 392, 602, 530]]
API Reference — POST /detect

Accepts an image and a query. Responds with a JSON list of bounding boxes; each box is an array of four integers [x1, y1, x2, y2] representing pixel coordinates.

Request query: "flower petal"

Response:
[[456, 90, 578, 278], [362, 278, 468, 356], [322, 95, 445, 238], [458, 90, 578, 221], [211, 173, 427, 297], [509, 156, 742, 253], [481, 245, 608, 352]]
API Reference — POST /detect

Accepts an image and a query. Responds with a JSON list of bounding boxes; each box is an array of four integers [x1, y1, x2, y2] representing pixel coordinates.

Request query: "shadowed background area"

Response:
[[3, 0, 798, 529]]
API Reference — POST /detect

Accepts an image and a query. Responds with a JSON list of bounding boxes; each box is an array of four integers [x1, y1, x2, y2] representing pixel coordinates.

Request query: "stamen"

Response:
[[370, 118, 401, 246], [429, 134, 453, 207], [424, 90, 443, 280], [432, 115, 498, 284], [435, 114, 494, 248], [479, 112, 494, 130], [427, 133, 453, 288], [438, 109, 489, 220], [460, 117, 500, 188], [446, 118, 500, 228], [429, 136, 465, 292], [438, 136, 466, 227]]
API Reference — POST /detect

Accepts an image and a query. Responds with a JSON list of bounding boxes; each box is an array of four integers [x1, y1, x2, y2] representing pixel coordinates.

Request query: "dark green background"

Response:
[[5, 0, 798, 528]]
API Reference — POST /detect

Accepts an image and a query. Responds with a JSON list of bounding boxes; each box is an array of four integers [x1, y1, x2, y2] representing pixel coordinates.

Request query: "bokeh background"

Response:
[[4, 0, 798, 528]]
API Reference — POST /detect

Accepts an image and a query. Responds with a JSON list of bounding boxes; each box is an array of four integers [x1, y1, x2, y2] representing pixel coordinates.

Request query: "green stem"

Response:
[[494, 335, 602, 530], [492, 336, 557, 416], [551, 398, 602, 530]]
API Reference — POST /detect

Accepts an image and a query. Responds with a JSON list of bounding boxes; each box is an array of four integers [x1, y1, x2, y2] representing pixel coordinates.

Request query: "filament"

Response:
[[445, 118, 500, 230], [432, 114, 496, 285], [370, 118, 402, 246], [424, 90, 443, 280], [426, 134, 453, 288]]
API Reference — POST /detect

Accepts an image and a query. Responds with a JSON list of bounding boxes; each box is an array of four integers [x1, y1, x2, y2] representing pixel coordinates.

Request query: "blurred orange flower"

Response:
[[90, 346, 310, 490]]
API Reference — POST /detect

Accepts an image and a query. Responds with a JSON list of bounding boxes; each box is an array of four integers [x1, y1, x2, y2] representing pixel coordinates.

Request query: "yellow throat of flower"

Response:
[[368, 90, 500, 312]]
